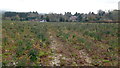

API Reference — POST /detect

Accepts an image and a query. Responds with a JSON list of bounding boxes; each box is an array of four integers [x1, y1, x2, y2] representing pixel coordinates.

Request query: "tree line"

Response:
[[2, 10, 120, 23]]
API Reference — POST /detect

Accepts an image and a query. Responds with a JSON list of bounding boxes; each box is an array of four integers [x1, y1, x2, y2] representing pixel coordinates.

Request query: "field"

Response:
[[2, 21, 119, 66]]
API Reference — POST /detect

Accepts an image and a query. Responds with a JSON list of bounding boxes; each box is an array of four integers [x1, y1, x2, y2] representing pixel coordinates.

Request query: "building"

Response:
[[69, 16, 77, 22], [40, 20, 47, 22]]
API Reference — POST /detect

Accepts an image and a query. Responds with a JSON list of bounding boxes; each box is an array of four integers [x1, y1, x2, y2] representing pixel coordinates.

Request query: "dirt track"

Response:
[[48, 30, 92, 66]]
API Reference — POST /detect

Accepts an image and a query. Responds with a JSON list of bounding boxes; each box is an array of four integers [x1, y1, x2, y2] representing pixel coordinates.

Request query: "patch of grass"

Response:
[[77, 38, 86, 43], [39, 51, 48, 57]]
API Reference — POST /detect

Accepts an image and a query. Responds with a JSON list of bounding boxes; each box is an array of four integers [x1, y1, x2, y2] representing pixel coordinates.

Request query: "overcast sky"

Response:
[[0, 0, 119, 14]]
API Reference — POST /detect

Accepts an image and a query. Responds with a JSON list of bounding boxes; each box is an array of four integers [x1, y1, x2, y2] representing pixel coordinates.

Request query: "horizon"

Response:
[[0, 0, 119, 14], [1, 9, 118, 15]]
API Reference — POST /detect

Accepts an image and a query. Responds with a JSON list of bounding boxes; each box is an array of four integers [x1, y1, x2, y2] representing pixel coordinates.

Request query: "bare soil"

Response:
[[48, 30, 92, 66]]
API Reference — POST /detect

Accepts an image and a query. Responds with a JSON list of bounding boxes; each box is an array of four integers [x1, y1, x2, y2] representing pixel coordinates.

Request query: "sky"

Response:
[[0, 0, 119, 14]]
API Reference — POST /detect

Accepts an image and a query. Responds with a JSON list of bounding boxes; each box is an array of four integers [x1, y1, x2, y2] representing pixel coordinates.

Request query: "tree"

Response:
[[98, 10, 105, 16], [46, 16, 49, 22], [65, 12, 72, 17], [59, 17, 65, 22]]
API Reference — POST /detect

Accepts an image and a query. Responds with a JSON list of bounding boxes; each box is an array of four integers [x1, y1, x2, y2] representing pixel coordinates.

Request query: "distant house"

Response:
[[40, 20, 47, 22], [70, 16, 77, 22]]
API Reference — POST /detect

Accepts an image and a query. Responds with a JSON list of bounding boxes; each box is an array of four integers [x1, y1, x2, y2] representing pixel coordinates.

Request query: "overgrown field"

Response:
[[2, 21, 119, 66]]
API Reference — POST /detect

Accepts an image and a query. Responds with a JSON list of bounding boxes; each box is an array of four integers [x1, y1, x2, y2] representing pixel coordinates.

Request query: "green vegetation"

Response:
[[2, 20, 118, 66]]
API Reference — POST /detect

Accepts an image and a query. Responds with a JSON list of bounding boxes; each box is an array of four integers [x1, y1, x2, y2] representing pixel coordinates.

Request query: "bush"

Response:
[[16, 40, 25, 56], [17, 40, 23, 46], [16, 46, 25, 57], [29, 49, 38, 62], [25, 40, 32, 50], [37, 33, 46, 41], [72, 34, 76, 38], [77, 38, 86, 43], [3, 37, 8, 46]]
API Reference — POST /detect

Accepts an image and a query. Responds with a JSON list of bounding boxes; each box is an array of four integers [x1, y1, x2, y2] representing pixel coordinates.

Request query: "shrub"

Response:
[[77, 38, 86, 43], [72, 34, 76, 39], [3, 37, 8, 46], [17, 40, 23, 46], [16, 40, 25, 56], [37, 33, 46, 41], [25, 40, 32, 50], [16, 46, 25, 57], [29, 49, 38, 62]]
